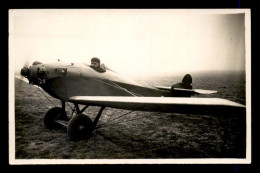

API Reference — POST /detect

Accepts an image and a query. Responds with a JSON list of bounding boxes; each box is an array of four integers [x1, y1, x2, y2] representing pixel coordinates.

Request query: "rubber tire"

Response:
[[44, 107, 67, 129], [67, 114, 93, 141]]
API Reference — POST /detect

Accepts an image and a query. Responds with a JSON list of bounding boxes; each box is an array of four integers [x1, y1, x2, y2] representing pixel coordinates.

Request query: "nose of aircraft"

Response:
[[20, 65, 47, 85], [20, 67, 30, 77]]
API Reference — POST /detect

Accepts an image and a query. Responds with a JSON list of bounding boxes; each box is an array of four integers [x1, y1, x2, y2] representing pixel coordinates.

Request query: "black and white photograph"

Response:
[[8, 9, 251, 164]]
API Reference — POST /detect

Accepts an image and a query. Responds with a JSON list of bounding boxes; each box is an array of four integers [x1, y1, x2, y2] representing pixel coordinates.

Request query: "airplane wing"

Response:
[[69, 96, 245, 116], [155, 86, 217, 95]]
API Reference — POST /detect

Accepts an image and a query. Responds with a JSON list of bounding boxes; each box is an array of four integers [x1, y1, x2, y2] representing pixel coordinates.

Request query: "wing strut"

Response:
[[72, 103, 105, 128], [74, 103, 90, 114], [93, 106, 105, 128]]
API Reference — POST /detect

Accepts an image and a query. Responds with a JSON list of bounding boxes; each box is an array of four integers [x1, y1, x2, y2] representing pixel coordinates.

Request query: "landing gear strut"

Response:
[[67, 103, 105, 141], [44, 100, 68, 129], [43, 100, 105, 141]]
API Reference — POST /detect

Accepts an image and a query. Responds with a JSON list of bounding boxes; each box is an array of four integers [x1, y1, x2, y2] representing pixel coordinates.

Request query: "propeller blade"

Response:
[[23, 59, 30, 68]]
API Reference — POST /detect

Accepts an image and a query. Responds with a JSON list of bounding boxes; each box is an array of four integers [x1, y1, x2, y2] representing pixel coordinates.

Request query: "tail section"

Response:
[[155, 74, 217, 97], [171, 74, 192, 90], [182, 74, 192, 89], [169, 74, 193, 97]]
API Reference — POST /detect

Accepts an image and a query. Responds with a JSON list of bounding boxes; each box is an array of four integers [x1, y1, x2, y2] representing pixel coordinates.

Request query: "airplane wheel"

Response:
[[44, 107, 67, 129], [67, 114, 93, 141]]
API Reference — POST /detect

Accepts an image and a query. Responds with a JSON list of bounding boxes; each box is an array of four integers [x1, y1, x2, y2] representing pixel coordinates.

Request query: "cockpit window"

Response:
[[100, 64, 106, 70], [32, 61, 42, 65]]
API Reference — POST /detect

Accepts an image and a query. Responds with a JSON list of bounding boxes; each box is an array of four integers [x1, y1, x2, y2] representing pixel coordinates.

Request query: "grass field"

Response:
[[14, 71, 246, 159]]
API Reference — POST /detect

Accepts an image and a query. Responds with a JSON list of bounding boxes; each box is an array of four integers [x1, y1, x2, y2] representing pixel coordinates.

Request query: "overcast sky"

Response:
[[9, 9, 248, 77]]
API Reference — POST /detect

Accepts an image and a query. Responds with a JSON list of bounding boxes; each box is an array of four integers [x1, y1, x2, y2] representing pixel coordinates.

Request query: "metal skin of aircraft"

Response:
[[19, 61, 246, 141]]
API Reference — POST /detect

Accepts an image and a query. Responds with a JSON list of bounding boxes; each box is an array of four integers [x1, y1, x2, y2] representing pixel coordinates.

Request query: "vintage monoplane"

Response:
[[18, 60, 246, 141]]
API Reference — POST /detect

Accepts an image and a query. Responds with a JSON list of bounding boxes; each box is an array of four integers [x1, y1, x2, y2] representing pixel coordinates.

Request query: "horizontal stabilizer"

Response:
[[69, 96, 245, 116], [175, 88, 217, 95], [155, 86, 172, 91], [155, 86, 217, 95]]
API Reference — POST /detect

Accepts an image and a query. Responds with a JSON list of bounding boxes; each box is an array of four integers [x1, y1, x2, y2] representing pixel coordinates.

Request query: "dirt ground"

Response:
[[14, 77, 246, 159]]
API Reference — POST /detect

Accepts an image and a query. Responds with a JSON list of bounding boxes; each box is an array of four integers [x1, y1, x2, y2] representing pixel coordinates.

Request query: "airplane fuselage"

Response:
[[27, 62, 172, 101]]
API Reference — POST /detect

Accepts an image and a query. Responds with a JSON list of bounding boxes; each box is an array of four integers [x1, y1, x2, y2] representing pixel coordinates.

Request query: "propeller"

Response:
[[20, 59, 31, 83], [23, 59, 30, 68]]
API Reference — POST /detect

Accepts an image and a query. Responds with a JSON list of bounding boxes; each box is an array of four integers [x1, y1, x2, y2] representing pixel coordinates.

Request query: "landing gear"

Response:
[[67, 114, 93, 141], [43, 100, 105, 141], [44, 107, 67, 129], [67, 105, 105, 141]]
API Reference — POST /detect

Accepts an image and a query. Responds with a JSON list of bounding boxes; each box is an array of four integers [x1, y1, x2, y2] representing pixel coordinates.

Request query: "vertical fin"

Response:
[[182, 74, 192, 89]]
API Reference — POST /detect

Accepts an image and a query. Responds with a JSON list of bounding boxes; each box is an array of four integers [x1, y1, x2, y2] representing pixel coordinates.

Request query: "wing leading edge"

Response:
[[69, 96, 245, 116]]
